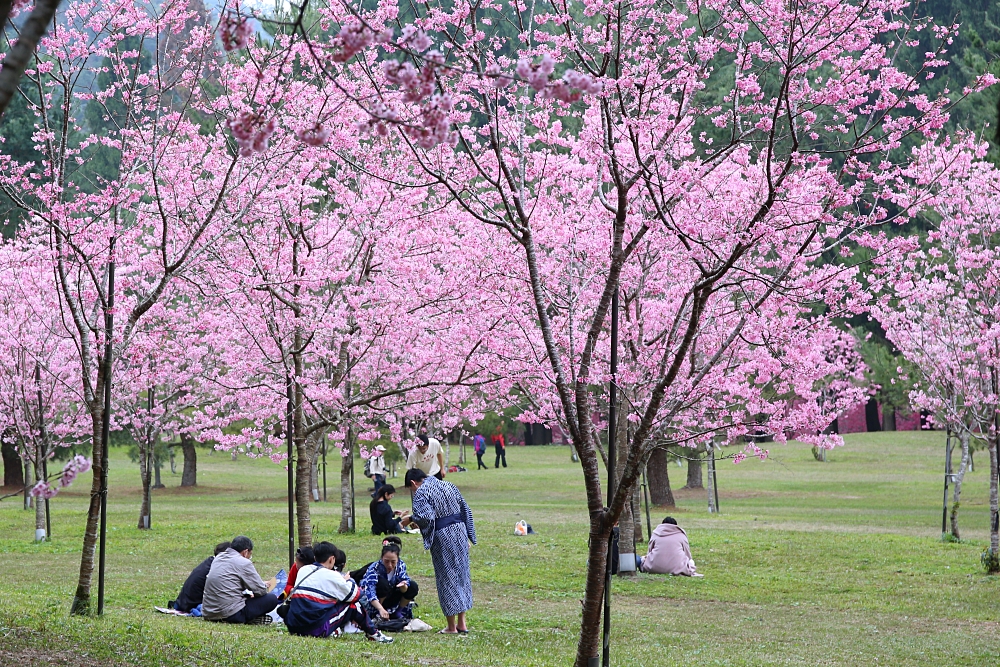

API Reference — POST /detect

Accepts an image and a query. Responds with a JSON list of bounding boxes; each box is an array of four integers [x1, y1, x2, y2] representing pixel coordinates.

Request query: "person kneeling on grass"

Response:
[[371, 484, 410, 536], [638, 517, 698, 576], [203, 535, 280, 624], [360, 542, 419, 624], [285, 540, 393, 643]]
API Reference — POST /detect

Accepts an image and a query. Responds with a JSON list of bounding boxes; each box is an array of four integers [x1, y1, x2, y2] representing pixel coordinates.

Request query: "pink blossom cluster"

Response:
[[219, 11, 253, 52], [544, 70, 603, 103], [28, 456, 92, 499], [382, 60, 436, 103], [516, 55, 556, 92], [332, 22, 393, 63], [408, 93, 456, 149], [295, 123, 331, 147], [9, 0, 31, 18], [226, 112, 276, 157]]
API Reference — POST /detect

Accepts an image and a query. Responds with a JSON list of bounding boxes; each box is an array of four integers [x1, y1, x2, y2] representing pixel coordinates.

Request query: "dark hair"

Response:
[[231, 535, 253, 553], [382, 535, 402, 548], [334, 548, 347, 572], [295, 546, 315, 566], [662, 517, 678, 525], [405, 468, 428, 489], [381, 543, 401, 558], [314, 541, 338, 565], [418, 434, 429, 447], [370, 484, 396, 515], [214, 541, 231, 556]]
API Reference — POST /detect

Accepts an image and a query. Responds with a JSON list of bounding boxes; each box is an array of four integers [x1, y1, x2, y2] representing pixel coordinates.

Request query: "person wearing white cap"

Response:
[[369, 445, 388, 497]]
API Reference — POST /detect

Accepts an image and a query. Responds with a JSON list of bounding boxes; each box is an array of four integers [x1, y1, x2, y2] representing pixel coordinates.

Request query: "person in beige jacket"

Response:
[[639, 517, 698, 576]]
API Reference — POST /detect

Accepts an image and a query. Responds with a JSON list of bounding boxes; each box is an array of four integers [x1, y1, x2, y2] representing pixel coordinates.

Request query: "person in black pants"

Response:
[[492, 425, 507, 468], [172, 541, 231, 613], [473, 433, 488, 470], [370, 485, 410, 535]]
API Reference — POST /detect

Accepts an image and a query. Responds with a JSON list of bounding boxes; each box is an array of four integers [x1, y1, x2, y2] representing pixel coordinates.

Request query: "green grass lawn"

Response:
[[2, 432, 999, 666]]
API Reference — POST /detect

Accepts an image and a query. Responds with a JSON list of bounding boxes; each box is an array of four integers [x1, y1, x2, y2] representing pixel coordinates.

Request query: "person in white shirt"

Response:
[[369, 444, 388, 497], [284, 541, 393, 643], [406, 434, 445, 480]]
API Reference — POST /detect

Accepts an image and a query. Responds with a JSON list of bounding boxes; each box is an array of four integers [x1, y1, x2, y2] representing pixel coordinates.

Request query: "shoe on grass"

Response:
[[368, 630, 394, 644], [249, 614, 272, 625]]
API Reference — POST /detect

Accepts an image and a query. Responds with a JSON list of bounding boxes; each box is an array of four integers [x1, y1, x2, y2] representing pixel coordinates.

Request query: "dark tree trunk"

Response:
[[883, 406, 896, 431], [865, 398, 882, 432], [684, 449, 703, 489], [646, 448, 675, 507], [180, 434, 197, 487], [1, 429, 23, 488], [70, 401, 104, 615], [153, 453, 165, 489]]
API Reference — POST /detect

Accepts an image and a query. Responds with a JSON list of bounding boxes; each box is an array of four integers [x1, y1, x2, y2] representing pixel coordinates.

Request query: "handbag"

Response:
[[275, 565, 323, 619]]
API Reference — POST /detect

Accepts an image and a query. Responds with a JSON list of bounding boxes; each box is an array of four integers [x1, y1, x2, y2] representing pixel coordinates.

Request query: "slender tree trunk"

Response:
[[70, 402, 104, 615], [865, 397, 881, 432], [23, 458, 32, 510], [706, 445, 717, 513], [575, 516, 610, 666], [311, 445, 320, 502], [949, 430, 970, 540], [33, 457, 46, 540], [990, 433, 999, 556], [632, 485, 644, 544], [137, 438, 151, 529], [684, 449, 703, 489], [180, 434, 197, 487], [153, 453, 164, 489], [615, 411, 635, 576], [646, 448, 675, 507], [338, 436, 354, 533]]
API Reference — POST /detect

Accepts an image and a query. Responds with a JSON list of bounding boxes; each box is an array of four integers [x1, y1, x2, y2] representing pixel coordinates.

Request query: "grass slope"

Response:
[[1, 431, 998, 666]]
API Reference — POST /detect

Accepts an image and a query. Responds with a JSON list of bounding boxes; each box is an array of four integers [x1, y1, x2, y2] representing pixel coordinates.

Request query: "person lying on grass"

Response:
[[638, 517, 698, 576], [360, 542, 419, 624], [203, 535, 280, 624], [172, 541, 230, 614], [285, 540, 394, 643]]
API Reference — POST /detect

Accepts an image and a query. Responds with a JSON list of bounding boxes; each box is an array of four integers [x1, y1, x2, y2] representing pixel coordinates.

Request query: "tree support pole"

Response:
[[286, 376, 295, 567], [601, 286, 618, 667], [641, 466, 652, 540], [97, 236, 115, 616]]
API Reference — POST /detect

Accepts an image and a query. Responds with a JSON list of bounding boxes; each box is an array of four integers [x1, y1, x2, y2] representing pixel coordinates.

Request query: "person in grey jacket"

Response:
[[203, 535, 279, 623]]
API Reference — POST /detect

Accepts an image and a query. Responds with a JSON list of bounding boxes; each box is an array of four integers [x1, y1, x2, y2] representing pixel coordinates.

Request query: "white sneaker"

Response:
[[367, 630, 394, 644]]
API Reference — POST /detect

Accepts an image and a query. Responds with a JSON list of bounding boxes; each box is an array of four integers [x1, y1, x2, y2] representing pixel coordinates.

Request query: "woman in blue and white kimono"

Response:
[[404, 468, 476, 634]]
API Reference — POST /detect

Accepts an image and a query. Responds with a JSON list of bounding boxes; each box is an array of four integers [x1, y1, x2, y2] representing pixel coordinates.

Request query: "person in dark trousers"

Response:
[[370, 484, 410, 535], [360, 542, 419, 622], [492, 425, 507, 468], [173, 541, 230, 613], [473, 433, 487, 470], [203, 535, 279, 624]]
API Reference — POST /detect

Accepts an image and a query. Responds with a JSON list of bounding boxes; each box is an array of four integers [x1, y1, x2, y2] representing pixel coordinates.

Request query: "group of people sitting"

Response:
[[170, 534, 423, 643]]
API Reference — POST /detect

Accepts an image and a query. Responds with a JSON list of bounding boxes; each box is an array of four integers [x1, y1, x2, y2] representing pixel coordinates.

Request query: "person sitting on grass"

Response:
[[172, 541, 230, 614], [371, 484, 410, 535], [360, 542, 419, 624], [282, 546, 315, 599], [203, 535, 280, 624], [285, 540, 393, 643], [349, 536, 402, 582], [638, 517, 698, 576]]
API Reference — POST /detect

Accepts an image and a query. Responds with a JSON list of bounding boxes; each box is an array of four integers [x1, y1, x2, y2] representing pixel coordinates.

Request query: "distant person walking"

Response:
[[492, 425, 507, 468], [369, 445, 387, 496], [404, 468, 476, 634], [472, 433, 487, 470]]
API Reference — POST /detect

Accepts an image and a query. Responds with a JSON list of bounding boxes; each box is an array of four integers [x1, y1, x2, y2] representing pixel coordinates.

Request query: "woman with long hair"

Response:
[[370, 484, 409, 535]]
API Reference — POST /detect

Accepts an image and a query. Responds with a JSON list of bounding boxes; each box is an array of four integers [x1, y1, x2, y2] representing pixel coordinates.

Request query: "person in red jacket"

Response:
[[282, 546, 315, 599], [492, 425, 507, 468]]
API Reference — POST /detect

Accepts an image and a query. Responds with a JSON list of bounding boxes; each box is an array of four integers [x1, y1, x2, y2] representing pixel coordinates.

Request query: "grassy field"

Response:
[[2, 431, 999, 666]]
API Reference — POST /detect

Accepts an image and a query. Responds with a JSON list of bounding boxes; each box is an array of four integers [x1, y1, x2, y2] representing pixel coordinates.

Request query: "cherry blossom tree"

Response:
[[871, 140, 1000, 551], [0, 0, 263, 613], [241, 0, 996, 659]]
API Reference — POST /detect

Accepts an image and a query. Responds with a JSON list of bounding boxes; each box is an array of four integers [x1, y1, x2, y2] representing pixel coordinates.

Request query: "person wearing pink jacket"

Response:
[[639, 517, 698, 576]]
